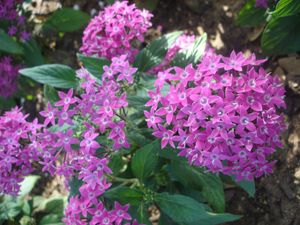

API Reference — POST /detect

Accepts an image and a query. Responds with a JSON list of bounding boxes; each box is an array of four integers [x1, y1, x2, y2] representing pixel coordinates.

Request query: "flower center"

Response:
[[166, 105, 173, 113], [226, 138, 234, 145], [207, 137, 215, 143], [217, 108, 224, 116], [264, 94, 271, 102], [182, 71, 188, 78], [64, 137, 70, 143], [240, 116, 249, 125], [163, 132, 169, 139], [200, 97, 208, 105], [179, 92, 186, 100], [248, 79, 256, 87], [247, 96, 254, 104], [61, 112, 68, 120], [118, 138, 125, 144], [64, 97, 70, 104], [239, 151, 247, 158]]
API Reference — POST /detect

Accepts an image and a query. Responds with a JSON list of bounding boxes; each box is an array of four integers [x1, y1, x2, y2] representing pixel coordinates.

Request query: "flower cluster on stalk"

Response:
[[37, 55, 139, 224], [0, 107, 41, 195], [145, 51, 285, 180], [80, 1, 152, 62], [0, 57, 21, 97], [0, 0, 30, 40]]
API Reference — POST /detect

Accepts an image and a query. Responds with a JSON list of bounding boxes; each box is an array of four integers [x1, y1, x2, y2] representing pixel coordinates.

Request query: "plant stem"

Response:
[[106, 174, 139, 186]]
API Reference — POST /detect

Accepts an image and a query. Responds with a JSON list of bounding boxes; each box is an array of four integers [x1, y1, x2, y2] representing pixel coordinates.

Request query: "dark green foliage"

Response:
[[236, 0, 267, 27], [133, 31, 182, 72], [44, 8, 90, 32], [19, 64, 77, 89]]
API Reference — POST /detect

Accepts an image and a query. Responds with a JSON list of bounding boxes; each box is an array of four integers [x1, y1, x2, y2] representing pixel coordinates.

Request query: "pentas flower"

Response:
[[145, 50, 285, 180], [148, 34, 195, 74], [80, 1, 152, 62], [0, 0, 30, 40], [0, 57, 21, 97], [37, 55, 138, 224], [0, 107, 42, 195]]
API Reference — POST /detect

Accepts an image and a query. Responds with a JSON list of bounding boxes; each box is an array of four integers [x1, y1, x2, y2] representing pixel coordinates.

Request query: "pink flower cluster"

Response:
[[148, 34, 195, 74], [0, 0, 30, 40], [37, 55, 138, 224], [0, 107, 41, 195], [145, 51, 285, 180], [63, 158, 134, 225], [0, 57, 21, 98], [80, 1, 152, 62]]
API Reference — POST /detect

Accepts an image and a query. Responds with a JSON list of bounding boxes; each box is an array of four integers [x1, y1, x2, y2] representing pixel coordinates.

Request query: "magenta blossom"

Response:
[[146, 50, 286, 180], [80, 1, 152, 62]]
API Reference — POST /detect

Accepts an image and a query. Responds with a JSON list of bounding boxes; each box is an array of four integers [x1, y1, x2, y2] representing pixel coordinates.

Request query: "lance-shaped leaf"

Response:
[[236, 0, 267, 27], [168, 162, 225, 213], [262, 14, 300, 54], [104, 186, 143, 206], [131, 140, 160, 182], [44, 8, 90, 32], [133, 31, 182, 72], [156, 193, 241, 225], [77, 53, 110, 79], [171, 33, 207, 67], [0, 29, 23, 54], [19, 64, 77, 89]]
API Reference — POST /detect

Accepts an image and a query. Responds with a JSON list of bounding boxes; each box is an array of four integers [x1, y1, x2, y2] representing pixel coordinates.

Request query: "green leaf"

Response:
[[273, 0, 300, 17], [109, 153, 124, 176], [45, 198, 65, 216], [127, 95, 148, 111], [236, 0, 267, 27], [235, 179, 256, 197], [104, 186, 143, 206], [44, 85, 59, 105], [159, 213, 177, 225], [39, 214, 62, 225], [171, 33, 207, 67], [1, 203, 21, 219], [107, 0, 115, 5], [0, 97, 16, 110], [18, 175, 40, 197], [158, 146, 181, 161], [133, 31, 183, 72], [21, 39, 45, 67], [0, 29, 23, 54], [262, 14, 300, 54], [77, 53, 110, 79], [135, 0, 159, 11], [155, 193, 241, 225], [44, 8, 90, 32], [169, 162, 225, 213], [19, 64, 77, 89], [68, 177, 83, 197], [131, 140, 160, 182], [137, 203, 151, 225], [22, 201, 31, 216]]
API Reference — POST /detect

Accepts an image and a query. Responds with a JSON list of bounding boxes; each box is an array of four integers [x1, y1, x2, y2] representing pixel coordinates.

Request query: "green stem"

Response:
[[106, 174, 140, 186]]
